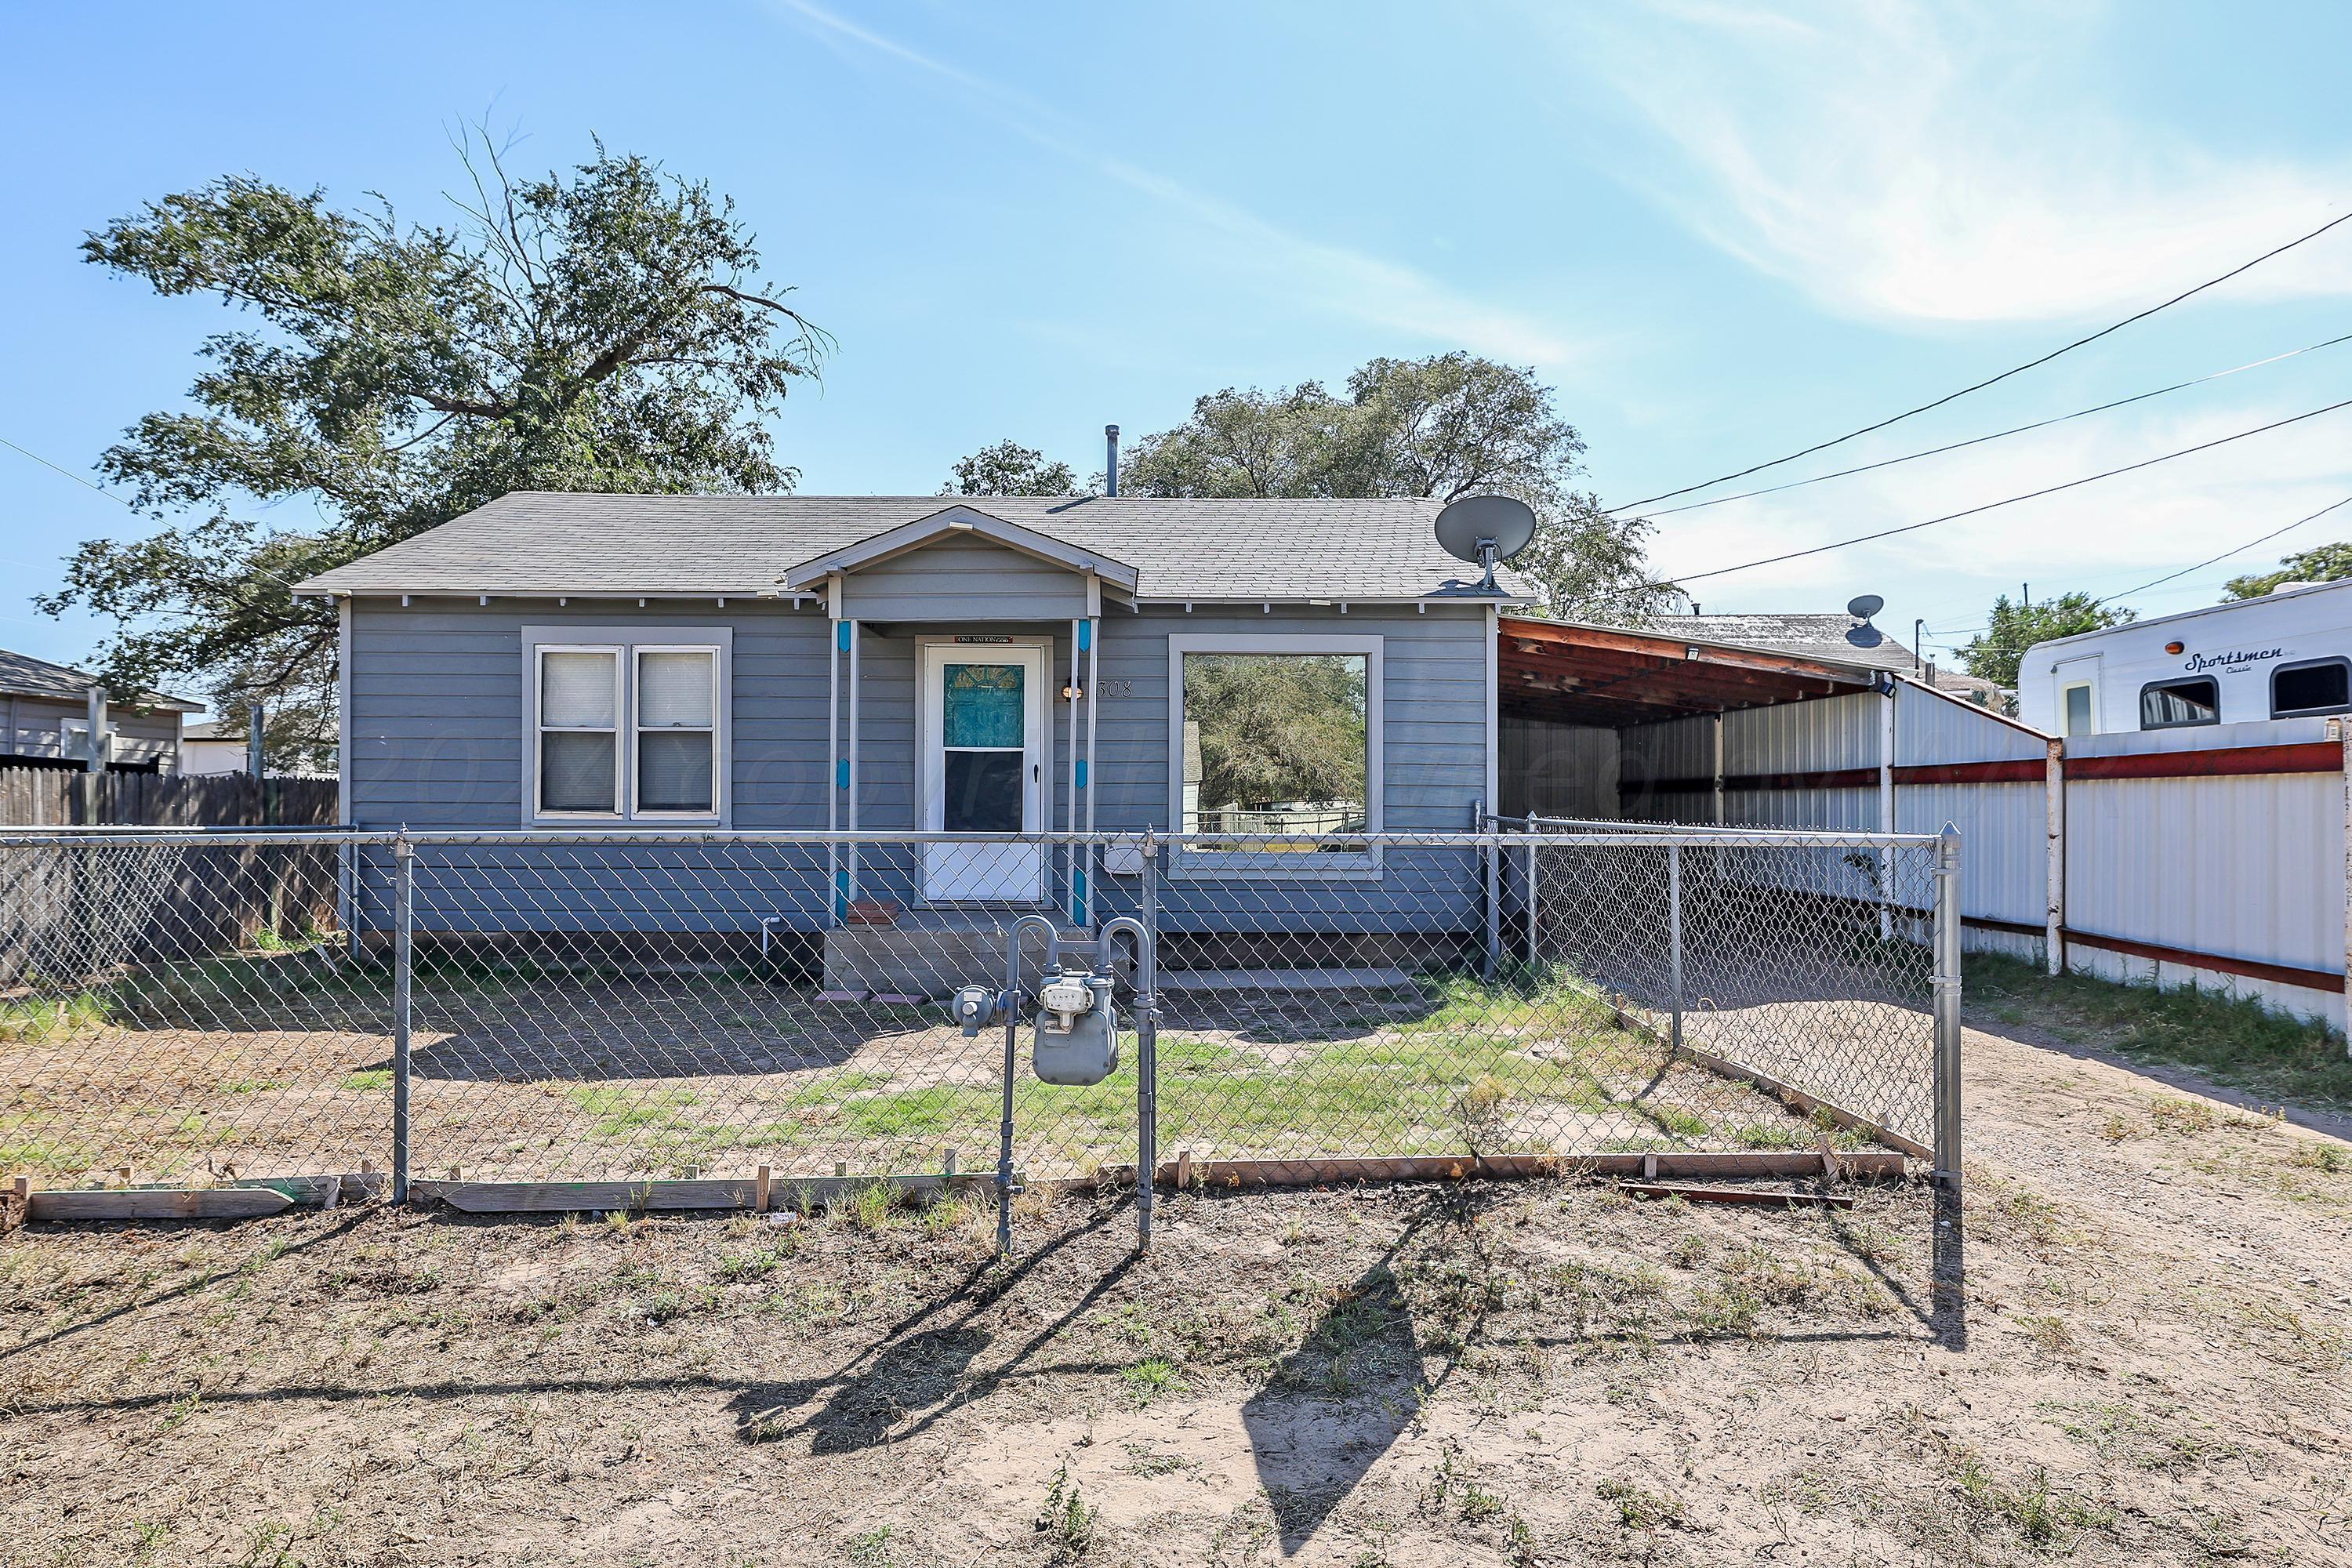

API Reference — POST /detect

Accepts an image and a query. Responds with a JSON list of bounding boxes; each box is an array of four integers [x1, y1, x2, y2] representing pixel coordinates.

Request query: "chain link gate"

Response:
[[1, 825, 1962, 1225]]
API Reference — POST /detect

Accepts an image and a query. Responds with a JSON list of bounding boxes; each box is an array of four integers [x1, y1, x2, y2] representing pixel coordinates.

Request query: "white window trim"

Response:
[[2060, 681, 2095, 738], [630, 644, 724, 821], [1166, 632, 1383, 880], [531, 644, 624, 821], [522, 625, 732, 826]]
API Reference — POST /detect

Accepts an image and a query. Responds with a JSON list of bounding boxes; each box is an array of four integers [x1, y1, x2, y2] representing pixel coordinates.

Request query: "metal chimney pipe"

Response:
[[1105, 424, 1120, 498]]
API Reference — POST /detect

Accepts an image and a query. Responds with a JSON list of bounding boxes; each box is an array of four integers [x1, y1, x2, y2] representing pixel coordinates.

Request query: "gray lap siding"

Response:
[[347, 598, 1490, 936]]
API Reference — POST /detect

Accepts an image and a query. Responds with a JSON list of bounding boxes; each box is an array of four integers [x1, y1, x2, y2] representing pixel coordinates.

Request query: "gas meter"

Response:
[[948, 985, 1005, 1037], [1029, 967, 1120, 1085]]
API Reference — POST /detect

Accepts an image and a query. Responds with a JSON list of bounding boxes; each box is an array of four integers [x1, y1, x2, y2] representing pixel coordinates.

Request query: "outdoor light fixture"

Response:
[[1061, 682, 1083, 702], [2165, 641, 2184, 655]]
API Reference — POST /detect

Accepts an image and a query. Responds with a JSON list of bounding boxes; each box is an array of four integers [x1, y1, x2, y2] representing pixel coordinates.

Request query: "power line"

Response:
[[0, 435, 125, 502], [0, 430, 318, 600], [1642, 331, 2352, 518], [1609, 205, 2352, 514], [1655, 395, 2352, 588], [1918, 492, 2352, 656]]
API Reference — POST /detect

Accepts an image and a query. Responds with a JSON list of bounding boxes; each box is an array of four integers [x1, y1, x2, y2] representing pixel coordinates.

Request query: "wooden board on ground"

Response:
[[1108, 1149, 1906, 1189], [414, 1172, 985, 1214], [27, 1187, 293, 1222]]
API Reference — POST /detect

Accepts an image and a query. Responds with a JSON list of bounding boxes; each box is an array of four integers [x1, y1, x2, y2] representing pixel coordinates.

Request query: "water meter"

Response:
[[1030, 967, 1120, 1085]]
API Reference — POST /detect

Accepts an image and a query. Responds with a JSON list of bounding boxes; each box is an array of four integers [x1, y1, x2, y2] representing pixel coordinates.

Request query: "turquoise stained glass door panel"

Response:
[[920, 643, 1048, 901]]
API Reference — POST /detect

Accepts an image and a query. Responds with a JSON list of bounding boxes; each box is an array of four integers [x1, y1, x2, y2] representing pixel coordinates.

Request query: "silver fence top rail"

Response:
[[0, 825, 1952, 851]]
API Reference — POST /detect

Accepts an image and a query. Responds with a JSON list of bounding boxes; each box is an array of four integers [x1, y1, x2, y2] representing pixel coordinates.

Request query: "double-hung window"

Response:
[[526, 626, 728, 823], [1166, 633, 1383, 877]]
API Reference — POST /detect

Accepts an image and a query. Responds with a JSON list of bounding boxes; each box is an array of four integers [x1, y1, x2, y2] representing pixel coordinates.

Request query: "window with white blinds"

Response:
[[528, 630, 728, 822], [537, 648, 620, 814], [633, 648, 716, 815]]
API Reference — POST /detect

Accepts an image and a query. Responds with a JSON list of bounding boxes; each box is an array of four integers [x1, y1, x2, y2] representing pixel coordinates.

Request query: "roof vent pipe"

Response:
[[1105, 424, 1120, 498]]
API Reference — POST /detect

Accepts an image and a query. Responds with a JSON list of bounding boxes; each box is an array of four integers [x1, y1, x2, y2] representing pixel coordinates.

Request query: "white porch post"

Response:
[[1068, 615, 1084, 925], [847, 615, 862, 908], [1083, 575, 1101, 924], [827, 574, 844, 926]]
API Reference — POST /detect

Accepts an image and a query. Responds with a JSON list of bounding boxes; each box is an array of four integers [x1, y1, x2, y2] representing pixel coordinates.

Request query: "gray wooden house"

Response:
[[0, 648, 200, 773], [296, 492, 1519, 977]]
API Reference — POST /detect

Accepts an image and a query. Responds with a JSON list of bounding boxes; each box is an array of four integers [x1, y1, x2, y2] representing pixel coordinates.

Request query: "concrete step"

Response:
[[822, 924, 1091, 997]]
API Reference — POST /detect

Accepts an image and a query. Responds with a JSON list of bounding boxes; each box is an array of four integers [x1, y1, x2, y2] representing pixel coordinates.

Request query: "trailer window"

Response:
[[2061, 683, 2093, 737], [2139, 677, 2219, 730], [2271, 658, 2350, 719]]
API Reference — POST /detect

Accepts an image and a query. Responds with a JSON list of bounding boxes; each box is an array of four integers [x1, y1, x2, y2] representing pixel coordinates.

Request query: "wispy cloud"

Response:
[[770, 0, 1576, 363], [1567, 0, 2352, 323]]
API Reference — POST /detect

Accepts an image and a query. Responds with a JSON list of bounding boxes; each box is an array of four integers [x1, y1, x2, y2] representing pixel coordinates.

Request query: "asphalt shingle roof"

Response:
[[1672, 613, 2003, 699], [0, 647, 201, 711], [292, 492, 1533, 601]]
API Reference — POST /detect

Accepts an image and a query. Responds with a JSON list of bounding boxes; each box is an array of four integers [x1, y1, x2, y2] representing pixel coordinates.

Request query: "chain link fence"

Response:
[[1, 826, 1959, 1209]]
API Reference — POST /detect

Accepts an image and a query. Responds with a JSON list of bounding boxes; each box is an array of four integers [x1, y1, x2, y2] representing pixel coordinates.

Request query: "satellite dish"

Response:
[[1846, 593, 1885, 622], [1435, 495, 1537, 593]]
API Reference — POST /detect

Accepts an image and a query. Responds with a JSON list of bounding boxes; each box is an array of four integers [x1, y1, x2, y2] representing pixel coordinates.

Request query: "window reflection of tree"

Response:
[[1182, 654, 1368, 839]]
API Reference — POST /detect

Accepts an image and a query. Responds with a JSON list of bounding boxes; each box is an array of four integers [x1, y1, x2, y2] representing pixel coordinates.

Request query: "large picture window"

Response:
[[525, 627, 729, 823], [1167, 633, 1382, 876]]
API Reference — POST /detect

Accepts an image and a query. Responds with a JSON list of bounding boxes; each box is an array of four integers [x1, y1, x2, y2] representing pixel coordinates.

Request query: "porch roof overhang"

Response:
[[1499, 615, 1883, 726], [779, 505, 1142, 603]]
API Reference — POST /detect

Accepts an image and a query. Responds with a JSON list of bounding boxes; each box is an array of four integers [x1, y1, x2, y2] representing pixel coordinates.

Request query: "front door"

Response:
[[920, 643, 1048, 902]]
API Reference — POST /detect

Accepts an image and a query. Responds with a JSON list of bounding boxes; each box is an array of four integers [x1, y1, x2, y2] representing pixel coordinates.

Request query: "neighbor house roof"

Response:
[[1673, 613, 2003, 702], [0, 647, 201, 712], [292, 492, 1534, 603]]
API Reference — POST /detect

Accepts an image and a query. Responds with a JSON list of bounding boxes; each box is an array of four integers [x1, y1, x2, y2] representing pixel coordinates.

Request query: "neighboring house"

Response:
[[1669, 611, 2005, 707], [0, 648, 201, 772], [177, 719, 250, 775], [294, 492, 1525, 963]]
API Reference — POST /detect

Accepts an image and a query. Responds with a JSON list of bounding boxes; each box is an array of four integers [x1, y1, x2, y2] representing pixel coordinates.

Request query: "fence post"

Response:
[[1523, 817, 1539, 967], [391, 833, 413, 1205], [2045, 735, 2066, 978], [1136, 835, 1159, 1253], [1668, 839, 1684, 1052], [1933, 823, 1964, 1190], [1478, 800, 1499, 982]]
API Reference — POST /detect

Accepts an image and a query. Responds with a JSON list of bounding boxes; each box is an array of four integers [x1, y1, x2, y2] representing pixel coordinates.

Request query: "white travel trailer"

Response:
[[2016, 577, 2352, 736]]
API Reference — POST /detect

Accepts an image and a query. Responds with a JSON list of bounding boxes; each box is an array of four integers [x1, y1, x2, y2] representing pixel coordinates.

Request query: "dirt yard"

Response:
[[3, 1007, 2348, 1566]]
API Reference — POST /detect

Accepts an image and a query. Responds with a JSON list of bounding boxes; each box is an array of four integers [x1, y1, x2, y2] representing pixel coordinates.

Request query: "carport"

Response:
[[1496, 615, 1888, 821]]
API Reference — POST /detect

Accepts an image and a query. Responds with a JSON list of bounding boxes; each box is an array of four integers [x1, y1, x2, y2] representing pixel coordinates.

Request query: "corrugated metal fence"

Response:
[[1610, 680, 2347, 1033]]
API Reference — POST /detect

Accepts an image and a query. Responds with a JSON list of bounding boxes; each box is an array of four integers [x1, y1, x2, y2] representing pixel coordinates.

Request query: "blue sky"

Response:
[[2, 0, 2348, 681]]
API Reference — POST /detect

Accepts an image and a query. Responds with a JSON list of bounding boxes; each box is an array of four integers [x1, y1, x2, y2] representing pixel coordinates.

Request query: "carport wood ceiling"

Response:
[[1499, 616, 1878, 726]]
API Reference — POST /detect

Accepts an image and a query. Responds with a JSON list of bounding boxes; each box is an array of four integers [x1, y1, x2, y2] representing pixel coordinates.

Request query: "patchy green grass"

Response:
[[0, 991, 118, 1044], [1969, 953, 2352, 1114], [339, 1069, 394, 1092]]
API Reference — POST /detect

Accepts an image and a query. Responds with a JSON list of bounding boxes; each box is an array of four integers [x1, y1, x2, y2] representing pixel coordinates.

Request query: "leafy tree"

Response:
[[1182, 654, 1367, 821], [1117, 353, 1671, 622], [40, 132, 827, 761], [940, 438, 1080, 497], [2223, 543, 2352, 600], [1955, 592, 2132, 689]]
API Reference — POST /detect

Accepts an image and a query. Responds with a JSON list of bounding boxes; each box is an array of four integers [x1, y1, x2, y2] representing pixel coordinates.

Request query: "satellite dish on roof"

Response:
[[1435, 495, 1537, 593], [1846, 593, 1885, 622]]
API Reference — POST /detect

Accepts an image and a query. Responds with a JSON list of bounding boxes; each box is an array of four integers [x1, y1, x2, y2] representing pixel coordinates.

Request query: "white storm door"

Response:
[[920, 644, 1047, 901]]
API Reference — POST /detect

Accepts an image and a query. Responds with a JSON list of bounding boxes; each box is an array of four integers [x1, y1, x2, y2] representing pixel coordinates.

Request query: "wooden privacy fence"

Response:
[[0, 769, 342, 987], [0, 767, 337, 828]]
